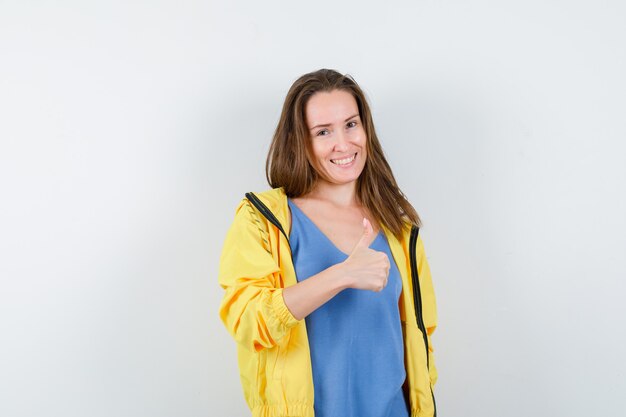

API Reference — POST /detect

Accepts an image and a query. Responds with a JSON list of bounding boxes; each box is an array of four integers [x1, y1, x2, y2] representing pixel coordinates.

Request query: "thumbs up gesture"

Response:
[[342, 218, 390, 292]]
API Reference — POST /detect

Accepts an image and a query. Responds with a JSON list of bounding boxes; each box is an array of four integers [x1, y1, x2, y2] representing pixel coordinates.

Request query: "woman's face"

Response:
[[305, 89, 367, 187]]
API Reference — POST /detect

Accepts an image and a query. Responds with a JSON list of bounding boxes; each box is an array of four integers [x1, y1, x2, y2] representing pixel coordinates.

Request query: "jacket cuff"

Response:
[[271, 288, 300, 329]]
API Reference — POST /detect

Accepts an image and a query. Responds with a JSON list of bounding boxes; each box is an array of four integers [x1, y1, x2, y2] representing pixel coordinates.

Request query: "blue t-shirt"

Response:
[[288, 198, 409, 417]]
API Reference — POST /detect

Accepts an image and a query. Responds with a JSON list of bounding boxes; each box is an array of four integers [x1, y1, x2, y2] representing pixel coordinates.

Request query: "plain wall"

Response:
[[1, 1, 625, 416]]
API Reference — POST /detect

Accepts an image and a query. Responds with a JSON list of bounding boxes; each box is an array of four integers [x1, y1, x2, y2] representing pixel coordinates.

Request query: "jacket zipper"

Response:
[[409, 226, 437, 417], [245, 192, 291, 245], [246, 192, 436, 416]]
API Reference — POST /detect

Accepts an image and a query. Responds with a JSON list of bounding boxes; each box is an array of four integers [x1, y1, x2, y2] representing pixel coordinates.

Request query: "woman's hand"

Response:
[[341, 218, 390, 292], [282, 218, 390, 321]]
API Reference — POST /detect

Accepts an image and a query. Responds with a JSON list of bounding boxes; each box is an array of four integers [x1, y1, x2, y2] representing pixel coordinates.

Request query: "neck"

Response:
[[308, 179, 359, 207]]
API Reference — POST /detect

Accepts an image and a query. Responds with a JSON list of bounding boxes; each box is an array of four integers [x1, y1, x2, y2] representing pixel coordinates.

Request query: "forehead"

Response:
[[305, 90, 358, 126]]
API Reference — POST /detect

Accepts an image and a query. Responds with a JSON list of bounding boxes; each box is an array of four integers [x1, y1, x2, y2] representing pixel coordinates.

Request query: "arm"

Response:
[[219, 203, 388, 351], [218, 200, 374, 351], [281, 263, 350, 321], [283, 217, 389, 320], [218, 199, 300, 352]]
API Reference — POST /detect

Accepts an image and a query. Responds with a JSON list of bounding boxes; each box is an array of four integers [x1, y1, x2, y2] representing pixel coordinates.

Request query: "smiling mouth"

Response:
[[330, 152, 357, 165]]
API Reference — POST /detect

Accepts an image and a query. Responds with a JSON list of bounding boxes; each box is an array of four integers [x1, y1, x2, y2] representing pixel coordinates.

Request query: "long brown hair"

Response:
[[266, 68, 421, 240]]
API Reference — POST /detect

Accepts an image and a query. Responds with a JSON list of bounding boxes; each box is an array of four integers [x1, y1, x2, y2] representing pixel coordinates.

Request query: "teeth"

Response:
[[331, 153, 356, 165]]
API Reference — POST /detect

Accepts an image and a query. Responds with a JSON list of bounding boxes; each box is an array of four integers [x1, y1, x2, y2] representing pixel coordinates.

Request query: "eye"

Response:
[[347, 121, 357, 128], [316, 129, 330, 137]]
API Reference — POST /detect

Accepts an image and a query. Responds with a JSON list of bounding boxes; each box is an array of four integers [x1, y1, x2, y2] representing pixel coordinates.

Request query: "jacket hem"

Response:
[[251, 403, 314, 417]]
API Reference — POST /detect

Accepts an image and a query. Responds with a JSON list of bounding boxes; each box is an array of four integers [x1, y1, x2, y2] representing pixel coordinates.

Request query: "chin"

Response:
[[326, 170, 364, 185]]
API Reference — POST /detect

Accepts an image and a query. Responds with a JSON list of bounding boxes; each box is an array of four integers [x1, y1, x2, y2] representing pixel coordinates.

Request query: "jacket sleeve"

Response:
[[218, 198, 300, 353], [417, 234, 438, 388]]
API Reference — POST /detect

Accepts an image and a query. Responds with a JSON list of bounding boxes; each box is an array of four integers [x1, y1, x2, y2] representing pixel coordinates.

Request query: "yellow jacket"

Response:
[[218, 188, 438, 417]]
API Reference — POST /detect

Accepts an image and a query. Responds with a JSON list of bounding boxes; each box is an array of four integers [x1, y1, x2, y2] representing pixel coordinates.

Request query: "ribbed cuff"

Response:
[[271, 288, 301, 329]]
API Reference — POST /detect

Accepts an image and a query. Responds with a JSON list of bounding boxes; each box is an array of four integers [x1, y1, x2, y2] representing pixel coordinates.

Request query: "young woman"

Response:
[[218, 69, 438, 417]]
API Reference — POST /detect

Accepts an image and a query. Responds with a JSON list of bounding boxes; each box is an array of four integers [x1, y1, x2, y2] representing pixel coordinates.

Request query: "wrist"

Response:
[[329, 262, 354, 291]]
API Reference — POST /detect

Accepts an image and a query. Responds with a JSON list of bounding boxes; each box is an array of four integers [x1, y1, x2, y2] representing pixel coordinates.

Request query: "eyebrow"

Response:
[[309, 113, 360, 131]]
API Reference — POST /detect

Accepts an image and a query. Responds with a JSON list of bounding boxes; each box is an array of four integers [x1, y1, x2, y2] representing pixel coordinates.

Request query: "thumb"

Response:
[[353, 217, 375, 252]]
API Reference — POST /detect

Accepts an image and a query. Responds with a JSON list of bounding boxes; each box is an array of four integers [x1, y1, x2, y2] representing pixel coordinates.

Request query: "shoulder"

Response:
[[246, 187, 288, 210], [232, 187, 290, 232], [223, 189, 285, 255], [232, 187, 287, 212]]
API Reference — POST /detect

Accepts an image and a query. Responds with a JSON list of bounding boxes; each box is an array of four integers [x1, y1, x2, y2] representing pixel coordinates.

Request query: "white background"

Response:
[[1, 1, 625, 416]]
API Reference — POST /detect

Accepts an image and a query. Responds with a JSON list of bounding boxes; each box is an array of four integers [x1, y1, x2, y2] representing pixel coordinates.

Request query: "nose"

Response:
[[333, 130, 349, 152]]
